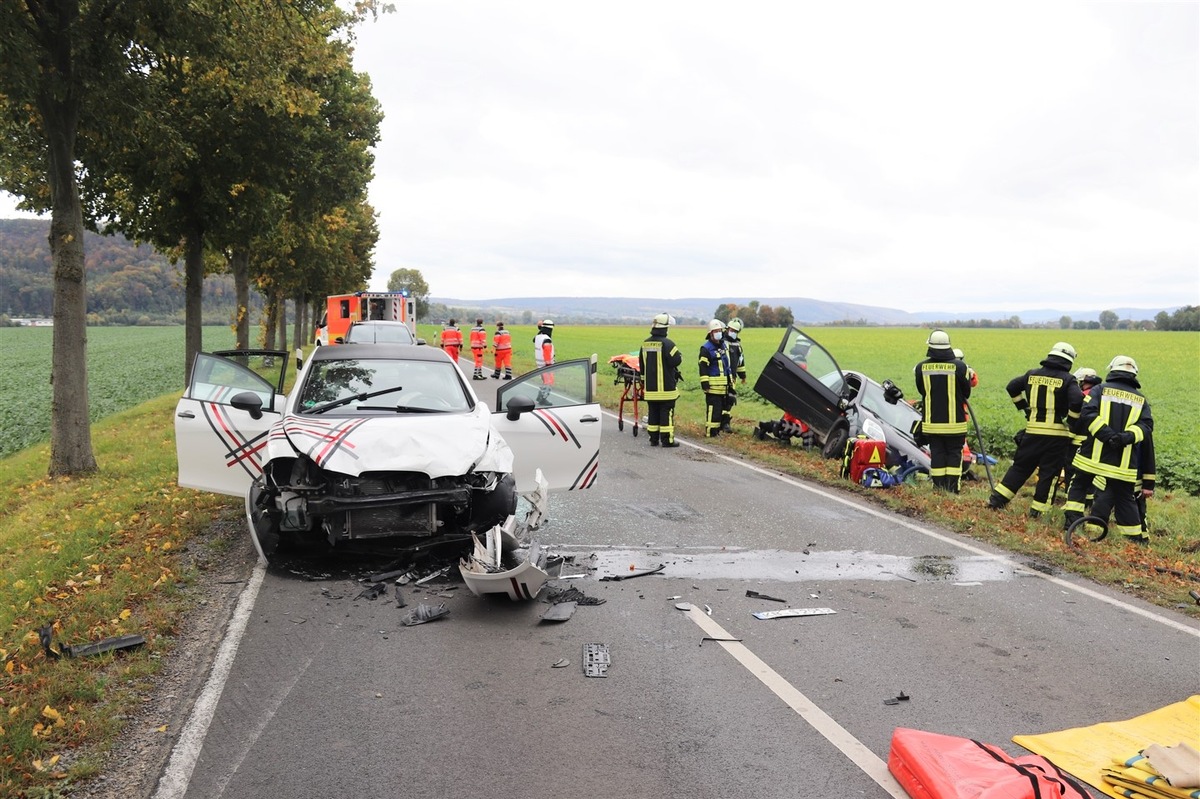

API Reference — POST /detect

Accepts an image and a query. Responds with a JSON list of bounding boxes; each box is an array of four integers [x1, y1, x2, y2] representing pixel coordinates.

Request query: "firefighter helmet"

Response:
[[652, 312, 674, 328], [540, 319, 554, 328], [926, 329, 951, 350], [952, 348, 965, 360], [1048, 341, 1076, 364], [708, 319, 725, 332], [1073, 367, 1098, 384], [1107, 355, 1138, 376], [726, 317, 744, 332]]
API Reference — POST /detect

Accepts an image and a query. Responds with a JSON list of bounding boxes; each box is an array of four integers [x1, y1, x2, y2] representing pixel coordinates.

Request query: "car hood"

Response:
[[264, 404, 514, 478]]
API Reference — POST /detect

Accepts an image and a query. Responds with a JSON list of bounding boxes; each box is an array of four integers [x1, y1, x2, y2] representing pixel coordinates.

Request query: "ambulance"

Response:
[[314, 291, 417, 346]]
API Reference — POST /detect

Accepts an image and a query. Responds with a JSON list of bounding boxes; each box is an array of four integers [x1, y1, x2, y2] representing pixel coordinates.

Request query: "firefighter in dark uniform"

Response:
[[914, 330, 972, 492], [1063, 355, 1155, 543], [640, 313, 683, 447], [721, 317, 747, 433], [987, 342, 1083, 518], [699, 319, 732, 438]]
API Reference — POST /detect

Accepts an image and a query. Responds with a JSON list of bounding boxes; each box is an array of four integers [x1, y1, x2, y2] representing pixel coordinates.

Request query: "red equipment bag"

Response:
[[842, 438, 886, 484], [888, 728, 1090, 799]]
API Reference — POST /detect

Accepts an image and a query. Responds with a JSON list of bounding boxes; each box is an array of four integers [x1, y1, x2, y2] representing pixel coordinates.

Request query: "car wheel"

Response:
[[821, 424, 849, 460]]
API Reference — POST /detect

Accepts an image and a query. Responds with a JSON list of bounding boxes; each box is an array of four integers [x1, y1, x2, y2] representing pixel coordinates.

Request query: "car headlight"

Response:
[[862, 417, 887, 442]]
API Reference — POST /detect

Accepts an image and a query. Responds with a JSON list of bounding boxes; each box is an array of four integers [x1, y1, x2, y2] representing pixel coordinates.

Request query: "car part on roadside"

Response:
[[745, 589, 786, 603], [539, 601, 577, 622], [883, 691, 911, 706], [39, 626, 146, 659], [751, 607, 836, 620], [545, 584, 606, 606], [355, 583, 387, 601], [401, 603, 450, 626], [700, 637, 743, 646], [583, 643, 610, 677], [599, 563, 666, 581]]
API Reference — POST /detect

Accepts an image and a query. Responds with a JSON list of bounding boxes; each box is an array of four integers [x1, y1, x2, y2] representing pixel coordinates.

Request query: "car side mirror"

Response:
[[230, 391, 265, 420], [335, 336, 345, 344], [837, 397, 850, 411], [505, 394, 536, 421], [416, 338, 427, 346]]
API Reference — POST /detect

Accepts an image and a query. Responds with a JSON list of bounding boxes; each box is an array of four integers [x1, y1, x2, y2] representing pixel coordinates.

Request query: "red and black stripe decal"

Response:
[[570, 450, 600, 490], [529, 408, 581, 448], [282, 417, 368, 467], [201, 401, 269, 478]]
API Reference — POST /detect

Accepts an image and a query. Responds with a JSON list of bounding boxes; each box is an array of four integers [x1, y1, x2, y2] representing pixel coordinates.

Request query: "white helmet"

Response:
[[1048, 341, 1076, 364], [1073, 367, 1098, 383], [652, 312, 674, 328], [708, 319, 725, 332], [1107, 355, 1138, 376], [926, 329, 951, 350], [540, 319, 554, 328]]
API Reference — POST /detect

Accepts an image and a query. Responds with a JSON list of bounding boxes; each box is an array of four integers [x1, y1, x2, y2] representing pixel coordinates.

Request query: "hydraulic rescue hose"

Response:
[[964, 399, 995, 492]]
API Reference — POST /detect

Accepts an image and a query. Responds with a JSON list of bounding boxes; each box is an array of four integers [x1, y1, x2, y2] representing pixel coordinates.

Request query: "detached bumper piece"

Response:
[[40, 625, 146, 659]]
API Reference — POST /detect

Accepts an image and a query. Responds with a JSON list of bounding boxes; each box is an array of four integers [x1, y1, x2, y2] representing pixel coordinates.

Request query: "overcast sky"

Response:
[[4, 1, 1197, 314]]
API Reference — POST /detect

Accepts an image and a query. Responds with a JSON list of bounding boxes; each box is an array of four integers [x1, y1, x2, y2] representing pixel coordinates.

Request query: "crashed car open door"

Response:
[[753, 326, 846, 444], [176, 350, 600, 499], [175, 351, 289, 496], [493, 355, 601, 493]]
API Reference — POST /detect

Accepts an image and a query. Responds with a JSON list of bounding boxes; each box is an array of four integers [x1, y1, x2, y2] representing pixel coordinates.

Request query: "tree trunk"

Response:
[[44, 84, 97, 476], [276, 298, 287, 350], [291, 293, 305, 353], [47, 152, 98, 476], [184, 231, 204, 385], [263, 288, 278, 350], [231, 248, 250, 349]]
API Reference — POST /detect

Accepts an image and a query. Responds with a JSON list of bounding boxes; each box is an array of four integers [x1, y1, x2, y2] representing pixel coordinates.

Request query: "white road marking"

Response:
[[683, 606, 909, 798], [152, 562, 266, 799]]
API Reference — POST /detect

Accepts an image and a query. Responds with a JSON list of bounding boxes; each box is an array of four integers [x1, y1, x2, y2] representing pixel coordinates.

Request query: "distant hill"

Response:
[[431, 295, 1178, 327]]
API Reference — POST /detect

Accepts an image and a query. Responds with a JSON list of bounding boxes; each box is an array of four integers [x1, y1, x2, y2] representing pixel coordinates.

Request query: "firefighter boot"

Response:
[[661, 437, 680, 448], [649, 433, 660, 447]]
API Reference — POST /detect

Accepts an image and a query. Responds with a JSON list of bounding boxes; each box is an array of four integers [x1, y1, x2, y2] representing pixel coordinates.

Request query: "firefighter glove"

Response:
[[1095, 427, 1117, 445], [1118, 430, 1137, 446]]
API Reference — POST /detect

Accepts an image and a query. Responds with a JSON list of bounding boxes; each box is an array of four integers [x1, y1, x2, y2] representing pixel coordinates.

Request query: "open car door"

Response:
[[493, 355, 601, 494], [175, 350, 288, 496], [753, 326, 846, 442]]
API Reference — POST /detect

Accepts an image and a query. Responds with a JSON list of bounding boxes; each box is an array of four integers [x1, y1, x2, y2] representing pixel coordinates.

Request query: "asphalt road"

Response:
[[154, 410, 1200, 799]]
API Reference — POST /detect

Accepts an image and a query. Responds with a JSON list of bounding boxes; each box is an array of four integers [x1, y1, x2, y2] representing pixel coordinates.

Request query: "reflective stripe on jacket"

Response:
[[641, 331, 681, 401], [470, 326, 487, 349], [699, 340, 731, 395], [915, 354, 971, 434], [1072, 376, 1153, 484], [493, 330, 511, 350], [1006, 358, 1083, 438]]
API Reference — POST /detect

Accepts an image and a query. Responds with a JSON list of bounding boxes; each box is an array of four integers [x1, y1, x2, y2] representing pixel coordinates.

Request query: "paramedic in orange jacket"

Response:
[[440, 319, 463, 362], [469, 318, 487, 380], [491, 322, 513, 380]]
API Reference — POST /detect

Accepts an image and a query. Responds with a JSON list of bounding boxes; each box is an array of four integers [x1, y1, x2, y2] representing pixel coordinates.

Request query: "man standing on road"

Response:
[[721, 317, 747, 433], [1063, 355, 1155, 544], [469, 318, 488, 380], [914, 330, 972, 492], [533, 320, 555, 404], [491, 321, 513, 380], [640, 313, 683, 448], [987, 342, 1083, 518], [440, 319, 462, 362], [699, 319, 732, 438]]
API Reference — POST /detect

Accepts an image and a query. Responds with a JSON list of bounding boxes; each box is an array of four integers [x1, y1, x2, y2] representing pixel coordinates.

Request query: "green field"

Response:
[[5, 324, 1198, 492]]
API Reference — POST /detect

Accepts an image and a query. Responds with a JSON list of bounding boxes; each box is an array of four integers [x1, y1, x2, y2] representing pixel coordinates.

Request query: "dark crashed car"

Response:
[[175, 344, 601, 562], [754, 326, 931, 475]]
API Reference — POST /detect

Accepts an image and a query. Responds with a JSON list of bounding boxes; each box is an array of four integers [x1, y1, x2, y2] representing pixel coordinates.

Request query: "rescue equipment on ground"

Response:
[[888, 727, 1090, 799], [609, 353, 644, 436], [841, 436, 887, 484]]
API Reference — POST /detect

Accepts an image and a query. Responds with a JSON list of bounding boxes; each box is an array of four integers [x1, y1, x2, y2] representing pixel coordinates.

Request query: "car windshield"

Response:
[[346, 323, 414, 344], [297, 357, 471, 414], [858, 378, 920, 433]]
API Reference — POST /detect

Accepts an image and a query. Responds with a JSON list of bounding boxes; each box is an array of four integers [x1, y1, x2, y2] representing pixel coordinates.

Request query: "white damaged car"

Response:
[[174, 344, 601, 563]]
